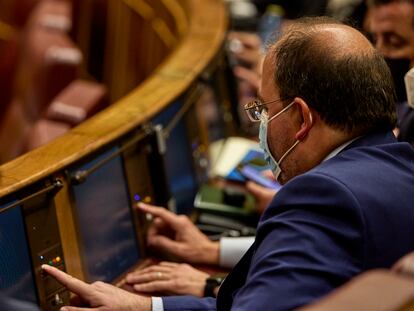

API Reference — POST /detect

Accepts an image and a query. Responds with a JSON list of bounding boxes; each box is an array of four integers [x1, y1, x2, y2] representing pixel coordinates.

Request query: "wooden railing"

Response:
[[0, 0, 228, 283], [0, 0, 227, 196]]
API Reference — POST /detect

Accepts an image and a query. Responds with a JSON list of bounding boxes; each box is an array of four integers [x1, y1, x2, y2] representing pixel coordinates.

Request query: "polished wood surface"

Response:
[[54, 176, 85, 282], [0, 0, 227, 198]]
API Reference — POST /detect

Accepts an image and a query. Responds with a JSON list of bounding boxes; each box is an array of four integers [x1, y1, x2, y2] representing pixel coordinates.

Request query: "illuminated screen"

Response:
[[71, 149, 139, 282], [153, 100, 198, 214], [0, 204, 37, 303]]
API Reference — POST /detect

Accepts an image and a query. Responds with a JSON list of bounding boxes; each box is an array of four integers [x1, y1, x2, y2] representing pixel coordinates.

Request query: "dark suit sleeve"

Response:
[[162, 296, 216, 311], [230, 172, 366, 310], [0, 294, 39, 311]]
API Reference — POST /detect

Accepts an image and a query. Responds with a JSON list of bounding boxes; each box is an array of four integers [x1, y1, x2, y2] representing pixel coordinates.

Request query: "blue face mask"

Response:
[[258, 101, 300, 181]]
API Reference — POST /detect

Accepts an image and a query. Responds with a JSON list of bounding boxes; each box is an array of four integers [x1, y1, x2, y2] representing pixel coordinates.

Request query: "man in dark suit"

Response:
[[42, 17, 414, 311], [366, 0, 414, 145]]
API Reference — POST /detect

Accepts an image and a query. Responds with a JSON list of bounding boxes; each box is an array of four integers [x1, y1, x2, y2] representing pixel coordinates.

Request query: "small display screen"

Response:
[[0, 204, 37, 303], [153, 100, 198, 214], [71, 149, 140, 282]]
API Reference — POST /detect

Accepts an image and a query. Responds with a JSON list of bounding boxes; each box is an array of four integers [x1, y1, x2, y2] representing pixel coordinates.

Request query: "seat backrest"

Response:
[[46, 79, 108, 126], [0, 36, 20, 114], [0, 100, 31, 163], [15, 27, 82, 122], [25, 0, 72, 33]]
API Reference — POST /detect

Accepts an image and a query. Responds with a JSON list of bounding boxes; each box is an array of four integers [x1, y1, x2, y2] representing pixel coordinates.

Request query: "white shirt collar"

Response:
[[323, 136, 361, 162]]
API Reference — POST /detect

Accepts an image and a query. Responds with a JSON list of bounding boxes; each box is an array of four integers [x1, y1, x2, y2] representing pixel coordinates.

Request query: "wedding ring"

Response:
[[155, 272, 162, 279]]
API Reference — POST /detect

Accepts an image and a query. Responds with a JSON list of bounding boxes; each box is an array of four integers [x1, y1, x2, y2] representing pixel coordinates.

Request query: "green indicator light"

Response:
[[49, 261, 53, 265]]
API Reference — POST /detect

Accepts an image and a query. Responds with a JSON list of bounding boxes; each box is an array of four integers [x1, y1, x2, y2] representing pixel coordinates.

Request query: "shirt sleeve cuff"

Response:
[[219, 236, 254, 268], [151, 297, 164, 311]]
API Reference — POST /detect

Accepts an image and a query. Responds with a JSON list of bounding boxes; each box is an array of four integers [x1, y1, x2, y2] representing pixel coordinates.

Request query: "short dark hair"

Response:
[[272, 17, 397, 134]]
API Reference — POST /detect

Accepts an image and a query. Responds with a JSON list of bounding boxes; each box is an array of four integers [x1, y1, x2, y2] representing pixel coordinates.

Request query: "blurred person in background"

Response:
[[365, 0, 414, 145]]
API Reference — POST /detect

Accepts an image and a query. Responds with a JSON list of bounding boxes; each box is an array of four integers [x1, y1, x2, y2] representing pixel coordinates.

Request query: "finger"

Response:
[[125, 268, 171, 283], [126, 270, 170, 284], [232, 50, 261, 66], [41, 265, 91, 298], [147, 217, 168, 233], [246, 181, 276, 196], [148, 235, 184, 256], [233, 66, 260, 90], [246, 181, 277, 204], [262, 169, 275, 180], [131, 265, 171, 274], [228, 32, 261, 48], [60, 307, 100, 311], [392, 254, 414, 276], [159, 261, 179, 267], [126, 272, 155, 284], [136, 203, 182, 230], [133, 280, 173, 293]]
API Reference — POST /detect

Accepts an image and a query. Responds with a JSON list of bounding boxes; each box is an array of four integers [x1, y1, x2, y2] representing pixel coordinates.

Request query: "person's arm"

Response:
[[126, 262, 209, 297], [136, 203, 220, 265], [227, 32, 264, 92], [245, 178, 277, 214], [0, 294, 39, 311], [125, 237, 254, 297], [224, 173, 365, 310], [41, 265, 151, 311]]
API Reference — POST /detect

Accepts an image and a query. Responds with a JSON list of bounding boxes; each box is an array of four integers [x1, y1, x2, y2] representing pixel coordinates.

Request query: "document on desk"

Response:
[[209, 137, 267, 181], [210, 137, 264, 181]]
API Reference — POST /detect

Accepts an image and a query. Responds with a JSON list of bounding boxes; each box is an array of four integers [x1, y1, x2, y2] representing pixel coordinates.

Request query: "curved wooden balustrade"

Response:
[[0, 0, 228, 287], [0, 0, 228, 197]]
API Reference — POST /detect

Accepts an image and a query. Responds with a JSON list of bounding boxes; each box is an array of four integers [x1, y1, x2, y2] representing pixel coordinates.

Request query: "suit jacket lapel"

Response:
[[216, 243, 256, 311]]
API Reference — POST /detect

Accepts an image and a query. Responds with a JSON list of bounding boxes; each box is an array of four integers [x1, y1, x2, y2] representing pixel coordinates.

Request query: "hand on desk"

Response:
[[136, 203, 220, 265], [41, 264, 151, 311], [126, 261, 209, 297]]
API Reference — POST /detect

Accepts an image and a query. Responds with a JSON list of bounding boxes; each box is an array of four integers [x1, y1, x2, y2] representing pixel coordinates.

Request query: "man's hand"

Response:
[[228, 31, 263, 92], [126, 261, 209, 297], [137, 203, 220, 265], [245, 171, 277, 214], [392, 251, 414, 277], [41, 265, 151, 311]]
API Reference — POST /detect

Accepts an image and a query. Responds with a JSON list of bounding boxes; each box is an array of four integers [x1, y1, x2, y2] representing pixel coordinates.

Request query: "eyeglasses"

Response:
[[244, 98, 289, 122]]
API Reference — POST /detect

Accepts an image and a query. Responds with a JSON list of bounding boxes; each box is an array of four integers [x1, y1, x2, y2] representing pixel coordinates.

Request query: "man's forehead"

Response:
[[371, 2, 414, 23]]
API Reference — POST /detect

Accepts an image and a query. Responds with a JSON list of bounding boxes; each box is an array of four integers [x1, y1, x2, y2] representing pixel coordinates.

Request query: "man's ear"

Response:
[[294, 97, 313, 141]]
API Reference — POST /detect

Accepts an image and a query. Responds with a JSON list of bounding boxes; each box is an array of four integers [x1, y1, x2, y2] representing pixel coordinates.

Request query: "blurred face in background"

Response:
[[367, 1, 414, 63], [366, 1, 414, 101]]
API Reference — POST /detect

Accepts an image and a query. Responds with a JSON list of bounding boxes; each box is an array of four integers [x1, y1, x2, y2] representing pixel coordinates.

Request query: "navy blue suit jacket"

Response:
[[0, 294, 39, 311], [163, 131, 414, 311]]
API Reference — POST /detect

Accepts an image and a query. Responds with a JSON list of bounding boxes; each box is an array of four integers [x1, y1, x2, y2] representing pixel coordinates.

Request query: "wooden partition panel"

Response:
[[0, 0, 228, 292]]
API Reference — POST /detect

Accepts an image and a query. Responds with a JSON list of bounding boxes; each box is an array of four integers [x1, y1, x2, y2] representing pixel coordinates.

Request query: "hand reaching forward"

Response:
[[136, 203, 220, 265], [246, 181, 277, 214], [126, 262, 209, 297], [41, 265, 151, 311]]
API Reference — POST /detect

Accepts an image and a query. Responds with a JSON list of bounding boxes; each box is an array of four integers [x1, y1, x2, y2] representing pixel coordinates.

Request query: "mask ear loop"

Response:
[[277, 139, 300, 165], [279, 109, 311, 166]]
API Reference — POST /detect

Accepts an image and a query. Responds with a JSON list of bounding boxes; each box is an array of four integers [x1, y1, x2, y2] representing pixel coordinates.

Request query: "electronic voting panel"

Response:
[[153, 97, 209, 215], [0, 180, 69, 310], [69, 147, 143, 283]]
